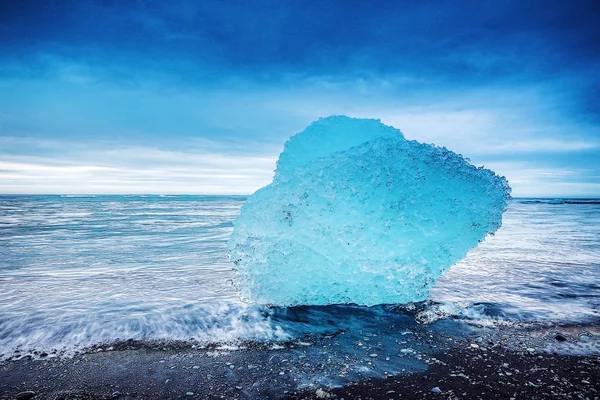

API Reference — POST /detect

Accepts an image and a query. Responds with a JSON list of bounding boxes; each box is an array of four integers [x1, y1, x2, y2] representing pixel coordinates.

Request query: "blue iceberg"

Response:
[[228, 116, 511, 306]]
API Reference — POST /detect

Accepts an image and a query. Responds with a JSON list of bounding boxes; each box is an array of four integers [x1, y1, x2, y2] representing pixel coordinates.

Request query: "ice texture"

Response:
[[228, 116, 511, 306]]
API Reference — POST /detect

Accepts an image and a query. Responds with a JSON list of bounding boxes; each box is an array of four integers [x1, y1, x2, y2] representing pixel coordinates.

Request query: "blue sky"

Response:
[[0, 0, 599, 196]]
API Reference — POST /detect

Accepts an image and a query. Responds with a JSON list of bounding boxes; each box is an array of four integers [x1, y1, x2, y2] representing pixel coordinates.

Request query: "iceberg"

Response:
[[228, 116, 511, 306]]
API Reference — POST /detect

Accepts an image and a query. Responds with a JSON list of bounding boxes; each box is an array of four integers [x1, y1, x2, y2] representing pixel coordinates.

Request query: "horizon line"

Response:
[[1, 194, 599, 200]]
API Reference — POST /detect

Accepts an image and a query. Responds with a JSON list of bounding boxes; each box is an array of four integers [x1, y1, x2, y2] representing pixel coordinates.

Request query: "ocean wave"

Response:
[[516, 198, 600, 205], [0, 303, 289, 361]]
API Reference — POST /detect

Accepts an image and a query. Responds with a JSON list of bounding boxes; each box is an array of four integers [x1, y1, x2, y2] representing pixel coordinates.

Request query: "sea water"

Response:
[[0, 195, 598, 357]]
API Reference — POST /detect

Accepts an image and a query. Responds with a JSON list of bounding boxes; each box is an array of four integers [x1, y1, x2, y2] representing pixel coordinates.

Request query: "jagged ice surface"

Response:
[[228, 116, 511, 306]]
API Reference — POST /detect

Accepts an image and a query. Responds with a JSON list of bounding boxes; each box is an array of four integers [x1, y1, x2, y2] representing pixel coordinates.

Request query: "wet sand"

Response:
[[1, 322, 598, 400]]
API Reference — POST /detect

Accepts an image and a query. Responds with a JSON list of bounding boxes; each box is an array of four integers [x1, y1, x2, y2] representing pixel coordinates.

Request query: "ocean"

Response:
[[1, 195, 599, 360]]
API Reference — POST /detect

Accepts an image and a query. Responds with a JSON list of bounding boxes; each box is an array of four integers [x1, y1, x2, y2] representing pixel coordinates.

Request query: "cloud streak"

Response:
[[0, 147, 276, 194]]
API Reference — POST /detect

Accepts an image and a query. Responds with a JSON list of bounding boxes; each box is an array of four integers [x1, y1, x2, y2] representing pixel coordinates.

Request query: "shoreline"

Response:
[[1, 321, 598, 399]]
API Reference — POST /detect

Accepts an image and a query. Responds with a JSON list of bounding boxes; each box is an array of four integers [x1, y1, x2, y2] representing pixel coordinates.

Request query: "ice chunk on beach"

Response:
[[228, 116, 511, 306]]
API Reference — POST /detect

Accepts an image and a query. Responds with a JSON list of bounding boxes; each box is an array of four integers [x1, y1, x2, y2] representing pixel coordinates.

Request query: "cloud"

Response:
[[482, 161, 600, 197], [0, 144, 277, 195], [1, 66, 599, 196]]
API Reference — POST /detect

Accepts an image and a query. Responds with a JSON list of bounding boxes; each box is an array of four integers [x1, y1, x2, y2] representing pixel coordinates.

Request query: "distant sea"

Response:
[[1, 195, 599, 358]]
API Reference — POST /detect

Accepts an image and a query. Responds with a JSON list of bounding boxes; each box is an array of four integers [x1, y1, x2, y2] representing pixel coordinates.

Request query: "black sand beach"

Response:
[[2, 321, 598, 400]]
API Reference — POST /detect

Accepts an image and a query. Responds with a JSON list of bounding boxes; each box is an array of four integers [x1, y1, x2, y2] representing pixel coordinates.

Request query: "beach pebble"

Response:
[[369, 353, 378, 357], [186, 392, 194, 396], [192, 365, 200, 369], [315, 388, 332, 398], [431, 387, 442, 394], [16, 392, 36, 400], [111, 391, 121, 399], [555, 334, 567, 342], [470, 344, 479, 349]]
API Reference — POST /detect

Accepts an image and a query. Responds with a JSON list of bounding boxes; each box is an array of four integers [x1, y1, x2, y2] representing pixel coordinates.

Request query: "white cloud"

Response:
[[0, 147, 277, 195], [481, 161, 599, 197], [1, 64, 599, 196]]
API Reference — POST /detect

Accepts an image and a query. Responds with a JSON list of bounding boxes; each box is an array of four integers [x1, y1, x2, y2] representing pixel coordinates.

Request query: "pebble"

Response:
[[431, 387, 442, 394], [16, 392, 36, 400], [192, 365, 200, 369], [315, 388, 332, 399], [555, 334, 567, 342], [186, 392, 194, 396], [470, 344, 480, 349], [369, 353, 378, 357], [111, 391, 121, 399]]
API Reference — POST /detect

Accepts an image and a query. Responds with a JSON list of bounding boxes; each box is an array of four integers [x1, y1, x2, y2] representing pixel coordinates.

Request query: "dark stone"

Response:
[[16, 391, 36, 400], [555, 334, 567, 342]]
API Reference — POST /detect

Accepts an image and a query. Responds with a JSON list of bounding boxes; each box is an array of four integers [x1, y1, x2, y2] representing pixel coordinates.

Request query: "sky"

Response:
[[0, 0, 599, 196]]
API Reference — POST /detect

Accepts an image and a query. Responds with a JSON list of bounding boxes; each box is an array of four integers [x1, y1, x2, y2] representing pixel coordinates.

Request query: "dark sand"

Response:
[[1, 322, 598, 400], [289, 345, 599, 399]]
